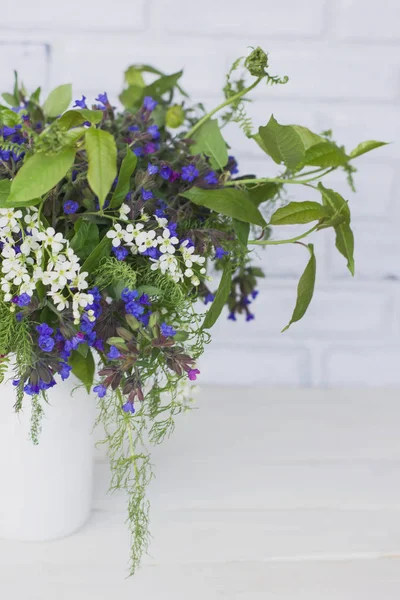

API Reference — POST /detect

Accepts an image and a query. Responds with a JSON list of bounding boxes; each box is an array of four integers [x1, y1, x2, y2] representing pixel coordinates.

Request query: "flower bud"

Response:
[[166, 105, 185, 128]]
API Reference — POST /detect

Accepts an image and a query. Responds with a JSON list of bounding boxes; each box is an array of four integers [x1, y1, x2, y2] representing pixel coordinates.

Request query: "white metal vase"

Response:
[[0, 370, 95, 541]]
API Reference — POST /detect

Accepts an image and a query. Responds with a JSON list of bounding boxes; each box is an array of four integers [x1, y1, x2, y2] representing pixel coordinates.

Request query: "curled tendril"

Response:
[[244, 46, 269, 77]]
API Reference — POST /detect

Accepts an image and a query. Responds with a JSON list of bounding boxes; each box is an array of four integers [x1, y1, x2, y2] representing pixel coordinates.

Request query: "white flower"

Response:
[[155, 215, 168, 228], [191, 275, 200, 286], [118, 203, 131, 221], [136, 230, 158, 253], [70, 271, 89, 291], [48, 291, 69, 311], [106, 223, 125, 247], [157, 229, 179, 254], [0, 208, 22, 230], [37, 227, 65, 254], [140, 210, 150, 223]]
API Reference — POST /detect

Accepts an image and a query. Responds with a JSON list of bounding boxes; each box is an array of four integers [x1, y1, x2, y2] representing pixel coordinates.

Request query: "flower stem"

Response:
[[248, 224, 319, 246], [184, 77, 263, 139]]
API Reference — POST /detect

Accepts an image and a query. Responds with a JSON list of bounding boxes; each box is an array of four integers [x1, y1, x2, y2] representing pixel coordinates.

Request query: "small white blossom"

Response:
[[157, 229, 179, 254]]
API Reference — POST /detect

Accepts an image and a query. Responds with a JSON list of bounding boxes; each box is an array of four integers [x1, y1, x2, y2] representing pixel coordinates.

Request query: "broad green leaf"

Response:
[[246, 182, 280, 206], [58, 108, 103, 129], [43, 84, 72, 118], [119, 85, 145, 109], [110, 147, 138, 208], [282, 244, 316, 332], [233, 218, 250, 247], [8, 147, 76, 204], [2, 92, 17, 106], [203, 261, 232, 329], [304, 141, 349, 168], [190, 118, 228, 170], [69, 348, 95, 393], [127, 64, 188, 97], [290, 125, 323, 149], [349, 140, 388, 159], [61, 127, 87, 147], [318, 183, 354, 275], [124, 66, 145, 87], [85, 128, 117, 209], [145, 71, 183, 99], [70, 219, 99, 260], [30, 87, 41, 104], [0, 108, 21, 127], [0, 180, 11, 206], [257, 116, 305, 170], [81, 235, 112, 273], [136, 285, 162, 297], [181, 187, 266, 228], [270, 201, 327, 226]]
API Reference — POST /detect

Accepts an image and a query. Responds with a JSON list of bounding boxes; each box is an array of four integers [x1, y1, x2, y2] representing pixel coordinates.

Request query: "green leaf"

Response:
[[8, 147, 76, 204], [0, 180, 11, 206], [349, 140, 388, 159], [190, 119, 228, 170], [257, 115, 305, 170], [2, 92, 17, 106], [174, 331, 189, 342], [0, 108, 21, 127], [43, 84, 72, 118], [68, 348, 95, 393], [233, 218, 250, 246], [136, 285, 162, 297], [85, 128, 117, 209], [110, 147, 138, 208], [203, 262, 232, 329], [304, 141, 349, 168], [282, 244, 316, 332], [181, 187, 266, 228], [124, 66, 146, 87], [119, 86, 144, 109], [126, 64, 188, 97], [58, 108, 103, 129], [30, 87, 41, 105], [246, 182, 280, 206], [70, 219, 99, 260], [145, 71, 183, 99], [270, 201, 327, 226], [318, 183, 355, 276], [61, 127, 87, 147], [81, 235, 112, 273]]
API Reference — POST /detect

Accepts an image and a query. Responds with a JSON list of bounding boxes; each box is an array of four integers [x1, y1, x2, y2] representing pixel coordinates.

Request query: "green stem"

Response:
[[224, 170, 330, 188], [184, 77, 262, 139], [249, 224, 318, 246]]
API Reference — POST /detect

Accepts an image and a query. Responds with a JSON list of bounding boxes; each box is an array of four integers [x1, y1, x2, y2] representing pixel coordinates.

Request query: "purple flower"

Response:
[[246, 312, 255, 322], [93, 384, 107, 398], [147, 163, 159, 175], [167, 222, 178, 237], [181, 165, 199, 182], [161, 323, 176, 337], [112, 246, 128, 261], [16, 312, 24, 321], [142, 247, 160, 259], [73, 95, 87, 109], [94, 339, 104, 352], [147, 124, 160, 140], [0, 149, 11, 161], [125, 300, 144, 318], [141, 188, 154, 201], [133, 147, 144, 157], [107, 345, 121, 360], [15, 293, 31, 307], [59, 363, 72, 381], [138, 313, 150, 327], [129, 125, 140, 132], [36, 323, 53, 336], [121, 288, 138, 303], [24, 383, 39, 396], [251, 290, 259, 299], [228, 155, 239, 175], [144, 142, 159, 155], [122, 401, 135, 413], [187, 368, 200, 381], [12, 379, 20, 387], [39, 379, 56, 391], [139, 294, 151, 306], [204, 171, 218, 185], [95, 92, 109, 106], [215, 247, 229, 259], [228, 312, 237, 321], [160, 165, 172, 180], [38, 336, 55, 352], [63, 200, 79, 214], [143, 96, 157, 112], [204, 292, 215, 305]]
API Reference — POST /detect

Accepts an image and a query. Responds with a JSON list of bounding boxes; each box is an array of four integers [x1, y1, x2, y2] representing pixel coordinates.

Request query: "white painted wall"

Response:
[[1, 0, 399, 386]]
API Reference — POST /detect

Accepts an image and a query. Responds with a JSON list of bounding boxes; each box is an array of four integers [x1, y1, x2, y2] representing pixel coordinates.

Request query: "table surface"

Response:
[[1, 386, 400, 599]]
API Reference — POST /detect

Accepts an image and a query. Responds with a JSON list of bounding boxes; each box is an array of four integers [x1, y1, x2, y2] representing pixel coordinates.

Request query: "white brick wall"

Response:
[[1, 0, 399, 386]]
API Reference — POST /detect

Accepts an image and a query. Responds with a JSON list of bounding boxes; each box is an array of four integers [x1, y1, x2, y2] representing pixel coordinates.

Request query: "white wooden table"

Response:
[[1, 386, 400, 599]]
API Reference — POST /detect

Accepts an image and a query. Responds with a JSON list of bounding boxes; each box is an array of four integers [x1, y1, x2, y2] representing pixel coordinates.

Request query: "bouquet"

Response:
[[0, 47, 385, 573]]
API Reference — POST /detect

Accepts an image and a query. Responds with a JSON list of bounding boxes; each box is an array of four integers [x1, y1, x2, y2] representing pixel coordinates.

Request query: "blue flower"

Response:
[[63, 200, 79, 214], [228, 155, 239, 174], [12, 379, 20, 387], [215, 247, 229, 259], [144, 142, 159, 155], [125, 300, 144, 318], [95, 92, 108, 106], [16, 312, 24, 321], [147, 124, 160, 140], [107, 345, 121, 360], [228, 312, 237, 321], [147, 163, 159, 175], [246, 312, 255, 322], [251, 290, 259, 299], [138, 313, 150, 327], [38, 336, 55, 353], [142, 247, 160, 259], [112, 246, 128, 261], [161, 323, 176, 337], [36, 323, 53, 336], [121, 288, 138, 303], [94, 339, 104, 352], [139, 294, 151, 306], [24, 383, 39, 396], [73, 96, 87, 109], [143, 96, 157, 111], [93, 384, 107, 398], [160, 165, 172, 180], [167, 222, 178, 237], [181, 165, 199, 182], [39, 379, 56, 391], [15, 293, 31, 307], [122, 401, 135, 413], [204, 292, 215, 305], [141, 188, 153, 201], [133, 147, 144, 157], [129, 125, 140, 132], [59, 363, 72, 381], [204, 171, 218, 185]]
